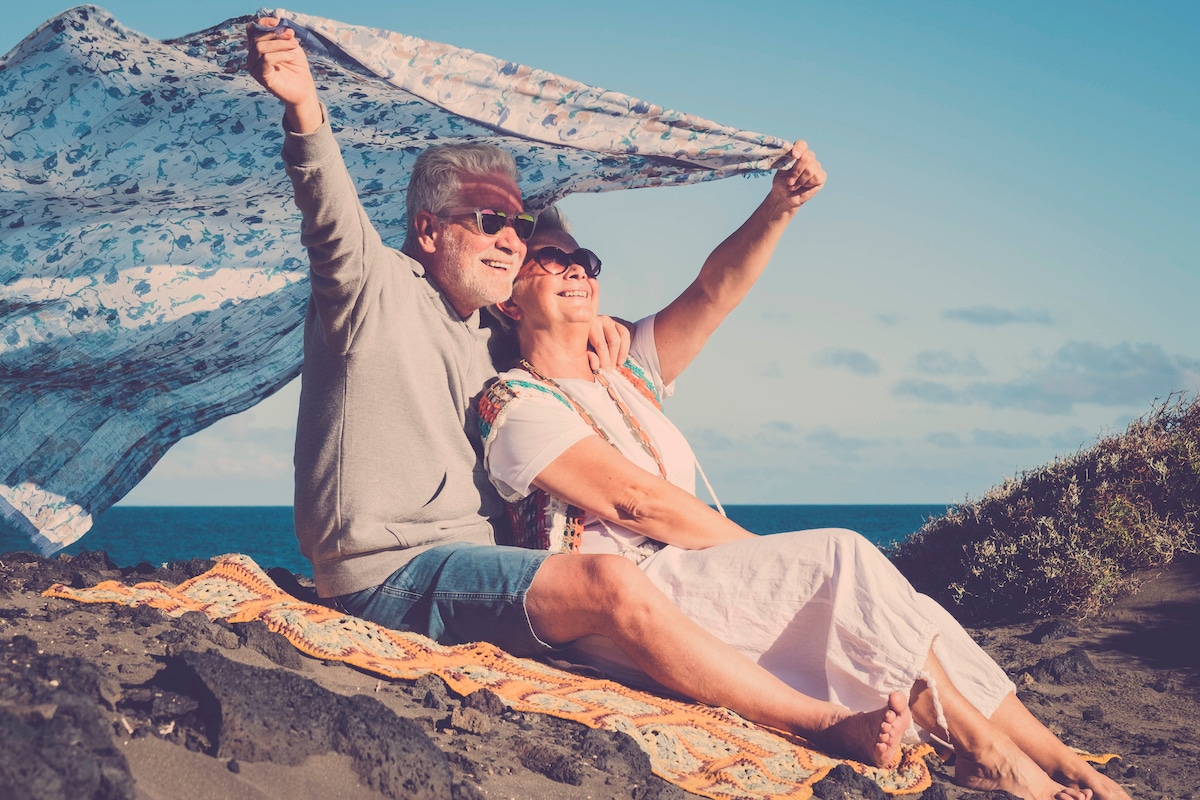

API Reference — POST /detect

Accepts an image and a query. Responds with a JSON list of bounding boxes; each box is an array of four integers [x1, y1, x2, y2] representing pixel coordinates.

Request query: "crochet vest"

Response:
[[478, 359, 662, 553]]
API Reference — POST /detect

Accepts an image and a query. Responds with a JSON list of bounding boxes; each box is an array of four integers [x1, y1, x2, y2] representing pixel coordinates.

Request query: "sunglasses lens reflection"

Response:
[[478, 212, 506, 236], [577, 249, 601, 277], [513, 214, 537, 240], [476, 211, 537, 241]]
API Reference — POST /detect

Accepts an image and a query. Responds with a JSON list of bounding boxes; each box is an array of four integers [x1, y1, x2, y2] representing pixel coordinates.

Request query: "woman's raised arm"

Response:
[[652, 141, 826, 385]]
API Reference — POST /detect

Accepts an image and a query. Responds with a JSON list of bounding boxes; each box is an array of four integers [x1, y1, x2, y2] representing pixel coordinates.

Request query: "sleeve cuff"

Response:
[[281, 103, 337, 167]]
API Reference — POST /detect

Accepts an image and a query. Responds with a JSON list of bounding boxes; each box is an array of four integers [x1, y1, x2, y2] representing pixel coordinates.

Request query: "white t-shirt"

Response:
[[483, 315, 700, 557]]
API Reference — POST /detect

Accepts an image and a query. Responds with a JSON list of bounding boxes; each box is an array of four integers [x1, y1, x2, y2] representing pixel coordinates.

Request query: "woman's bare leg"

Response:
[[911, 652, 1092, 800], [527, 554, 910, 766], [989, 694, 1132, 800]]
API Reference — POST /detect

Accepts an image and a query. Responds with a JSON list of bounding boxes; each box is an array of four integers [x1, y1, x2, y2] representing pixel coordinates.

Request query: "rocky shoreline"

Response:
[[2, 549, 1196, 799]]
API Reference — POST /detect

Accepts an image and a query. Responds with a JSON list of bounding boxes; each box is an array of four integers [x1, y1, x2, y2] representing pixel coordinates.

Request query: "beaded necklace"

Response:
[[517, 358, 669, 480]]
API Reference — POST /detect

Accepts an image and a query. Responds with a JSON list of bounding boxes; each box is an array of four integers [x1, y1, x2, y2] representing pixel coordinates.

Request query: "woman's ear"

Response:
[[413, 211, 438, 255], [495, 296, 522, 322]]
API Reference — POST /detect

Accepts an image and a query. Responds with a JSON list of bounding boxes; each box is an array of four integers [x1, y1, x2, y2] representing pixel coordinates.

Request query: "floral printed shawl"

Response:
[[0, 6, 790, 553]]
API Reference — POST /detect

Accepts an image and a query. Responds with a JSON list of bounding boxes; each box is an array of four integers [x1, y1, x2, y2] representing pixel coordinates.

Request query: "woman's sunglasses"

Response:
[[529, 246, 602, 278], [439, 207, 538, 241]]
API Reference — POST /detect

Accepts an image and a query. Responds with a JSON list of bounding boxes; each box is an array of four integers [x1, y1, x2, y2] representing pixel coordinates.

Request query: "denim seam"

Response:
[[518, 552, 554, 650]]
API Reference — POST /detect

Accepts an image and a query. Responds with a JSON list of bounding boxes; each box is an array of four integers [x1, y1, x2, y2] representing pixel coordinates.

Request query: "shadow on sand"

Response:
[[1096, 555, 1200, 675]]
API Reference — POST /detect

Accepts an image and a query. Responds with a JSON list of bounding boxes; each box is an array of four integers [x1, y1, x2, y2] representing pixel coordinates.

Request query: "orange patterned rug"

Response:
[[45, 553, 933, 800]]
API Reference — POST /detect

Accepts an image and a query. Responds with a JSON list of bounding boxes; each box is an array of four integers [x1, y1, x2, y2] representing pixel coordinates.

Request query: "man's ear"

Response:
[[495, 297, 522, 322], [413, 210, 439, 255]]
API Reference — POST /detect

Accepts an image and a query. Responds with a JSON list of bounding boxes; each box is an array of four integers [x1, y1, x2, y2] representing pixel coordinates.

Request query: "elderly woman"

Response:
[[477, 146, 1128, 800]]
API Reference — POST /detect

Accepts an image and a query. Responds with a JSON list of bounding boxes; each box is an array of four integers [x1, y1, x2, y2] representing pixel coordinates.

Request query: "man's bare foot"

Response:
[[956, 737, 1093, 800], [811, 691, 912, 768]]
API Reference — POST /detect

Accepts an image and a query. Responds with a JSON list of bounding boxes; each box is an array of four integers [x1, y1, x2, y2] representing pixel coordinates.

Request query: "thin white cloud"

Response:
[[814, 347, 881, 376], [749, 420, 804, 449], [893, 379, 961, 404], [913, 350, 987, 377], [1047, 426, 1093, 451], [968, 341, 1199, 413], [805, 426, 872, 452], [687, 427, 736, 451], [894, 341, 1199, 414], [970, 429, 1040, 449], [942, 305, 1053, 326], [925, 431, 965, 449]]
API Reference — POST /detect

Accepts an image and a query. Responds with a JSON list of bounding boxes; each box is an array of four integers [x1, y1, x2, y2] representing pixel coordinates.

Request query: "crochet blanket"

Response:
[[45, 554, 934, 800], [0, 6, 791, 554]]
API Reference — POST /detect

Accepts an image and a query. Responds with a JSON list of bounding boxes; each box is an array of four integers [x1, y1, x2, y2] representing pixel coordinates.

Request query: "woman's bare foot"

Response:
[[811, 691, 912, 768], [955, 736, 1093, 800], [1051, 759, 1132, 800]]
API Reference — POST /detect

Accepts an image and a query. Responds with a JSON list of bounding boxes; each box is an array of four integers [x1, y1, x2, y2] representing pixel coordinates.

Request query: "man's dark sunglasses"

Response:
[[439, 207, 537, 241], [530, 246, 602, 278]]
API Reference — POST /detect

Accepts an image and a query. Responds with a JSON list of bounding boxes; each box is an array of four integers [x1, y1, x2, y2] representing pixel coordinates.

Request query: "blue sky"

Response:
[[6, 2, 1198, 506]]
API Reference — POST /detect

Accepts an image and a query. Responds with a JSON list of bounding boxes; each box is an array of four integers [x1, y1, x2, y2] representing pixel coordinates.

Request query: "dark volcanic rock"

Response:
[[231, 620, 302, 669], [811, 763, 886, 799], [119, 686, 199, 724], [462, 687, 507, 716], [129, 604, 165, 629], [413, 673, 451, 709], [451, 780, 486, 800], [0, 636, 135, 800], [68, 551, 120, 573], [513, 737, 585, 785], [918, 782, 949, 800], [265, 567, 318, 603], [448, 706, 493, 735], [634, 782, 687, 800], [1028, 647, 1101, 684], [1028, 619, 1079, 644], [149, 649, 452, 799], [580, 727, 652, 781], [121, 558, 216, 586], [176, 611, 240, 650]]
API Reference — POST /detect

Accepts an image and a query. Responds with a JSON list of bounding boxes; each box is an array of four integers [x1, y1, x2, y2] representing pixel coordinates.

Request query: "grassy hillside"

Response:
[[890, 393, 1200, 622]]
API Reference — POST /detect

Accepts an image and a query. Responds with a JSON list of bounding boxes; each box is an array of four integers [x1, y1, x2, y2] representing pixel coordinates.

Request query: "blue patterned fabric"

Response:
[[0, 6, 791, 553]]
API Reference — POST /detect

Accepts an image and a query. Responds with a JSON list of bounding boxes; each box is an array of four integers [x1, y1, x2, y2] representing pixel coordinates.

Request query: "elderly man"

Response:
[[243, 18, 911, 767]]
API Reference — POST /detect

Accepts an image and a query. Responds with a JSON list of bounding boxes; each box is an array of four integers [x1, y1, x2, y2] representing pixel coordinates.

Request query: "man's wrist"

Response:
[[284, 96, 324, 135]]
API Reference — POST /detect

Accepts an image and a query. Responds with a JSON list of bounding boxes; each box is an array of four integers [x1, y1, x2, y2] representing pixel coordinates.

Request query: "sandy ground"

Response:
[[1, 549, 1196, 800]]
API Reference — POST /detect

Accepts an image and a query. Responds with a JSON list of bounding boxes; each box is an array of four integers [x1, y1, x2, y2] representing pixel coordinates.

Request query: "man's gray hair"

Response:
[[403, 142, 521, 254]]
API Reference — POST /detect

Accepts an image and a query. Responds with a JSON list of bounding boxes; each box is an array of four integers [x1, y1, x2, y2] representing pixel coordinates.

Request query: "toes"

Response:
[[1054, 788, 1092, 800]]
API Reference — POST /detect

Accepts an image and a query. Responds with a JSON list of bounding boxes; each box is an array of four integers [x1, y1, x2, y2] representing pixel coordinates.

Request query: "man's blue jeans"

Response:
[[332, 542, 555, 656]]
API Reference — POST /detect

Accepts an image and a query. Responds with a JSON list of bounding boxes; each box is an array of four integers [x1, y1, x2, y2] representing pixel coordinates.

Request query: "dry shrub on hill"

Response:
[[890, 393, 1200, 622]]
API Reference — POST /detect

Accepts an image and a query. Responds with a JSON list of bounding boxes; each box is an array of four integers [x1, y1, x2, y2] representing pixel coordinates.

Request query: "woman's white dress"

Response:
[[482, 315, 1014, 728]]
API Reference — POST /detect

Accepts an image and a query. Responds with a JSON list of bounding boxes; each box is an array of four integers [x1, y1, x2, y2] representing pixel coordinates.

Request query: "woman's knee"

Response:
[[799, 527, 875, 562]]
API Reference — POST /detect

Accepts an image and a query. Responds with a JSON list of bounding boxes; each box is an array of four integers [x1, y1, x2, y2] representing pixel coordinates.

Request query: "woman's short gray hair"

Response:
[[532, 203, 571, 235], [403, 143, 520, 254]]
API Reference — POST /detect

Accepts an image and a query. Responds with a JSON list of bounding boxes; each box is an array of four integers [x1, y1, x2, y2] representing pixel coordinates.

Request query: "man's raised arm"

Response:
[[244, 16, 389, 353]]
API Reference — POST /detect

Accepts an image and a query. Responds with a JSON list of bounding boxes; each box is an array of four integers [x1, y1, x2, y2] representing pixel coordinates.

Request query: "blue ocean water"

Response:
[[0, 504, 949, 577]]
